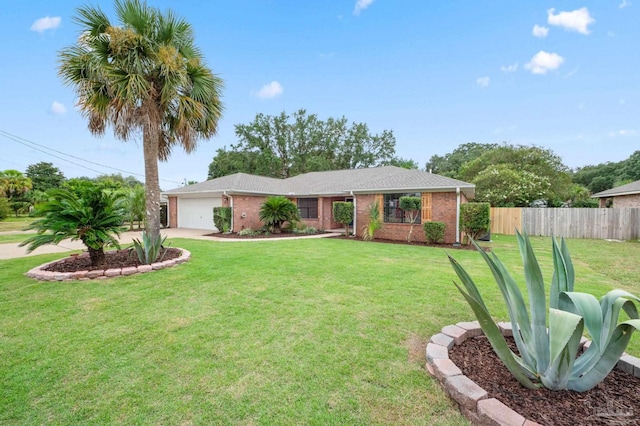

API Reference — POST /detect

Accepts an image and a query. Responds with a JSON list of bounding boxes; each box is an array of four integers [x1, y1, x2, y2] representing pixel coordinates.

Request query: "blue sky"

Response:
[[0, 1, 638, 189]]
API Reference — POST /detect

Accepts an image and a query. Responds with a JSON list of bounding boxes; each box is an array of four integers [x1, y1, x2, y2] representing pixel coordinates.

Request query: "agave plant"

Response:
[[448, 230, 640, 391], [130, 231, 168, 265]]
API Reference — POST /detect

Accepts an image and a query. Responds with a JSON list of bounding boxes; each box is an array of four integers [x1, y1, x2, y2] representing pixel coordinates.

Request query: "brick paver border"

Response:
[[427, 321, 640, 425], [25, 248, 190, 281]]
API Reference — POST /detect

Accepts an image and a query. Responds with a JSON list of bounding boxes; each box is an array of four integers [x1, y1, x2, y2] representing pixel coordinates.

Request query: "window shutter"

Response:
[[375, 194, 383, 213], [422, 193, 432, 222]]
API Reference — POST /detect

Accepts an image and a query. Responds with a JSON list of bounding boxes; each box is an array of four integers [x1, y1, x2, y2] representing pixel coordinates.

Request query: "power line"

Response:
[[0, 129, 183, 185]]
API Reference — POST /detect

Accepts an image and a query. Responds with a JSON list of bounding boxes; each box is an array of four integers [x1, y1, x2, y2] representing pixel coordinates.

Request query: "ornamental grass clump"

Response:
[[448, 230, 640, 391]]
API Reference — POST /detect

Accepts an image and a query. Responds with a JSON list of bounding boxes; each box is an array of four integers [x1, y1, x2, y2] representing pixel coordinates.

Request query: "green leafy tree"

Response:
[[0, 197, 11, 220], [96, 174, 143, 189], [459, 202, 490, 243], [25, 162, 66, 193], [20, 183, 125, 267], [567, 184, 598, 208], [383, 156, 420, 169], [58, 0, 223, 244], [208, 109, 396, 179], [588, 175, 615, 194], [120, 184, 146, 230], [425, 142, 499, 178], [259, 196, 300, 233], [399, 196, 421, 242], [459, 144, 571, 205], [332, 201, 353, 236], [622, 151, 640, 181], [473, 164, 551, 207]]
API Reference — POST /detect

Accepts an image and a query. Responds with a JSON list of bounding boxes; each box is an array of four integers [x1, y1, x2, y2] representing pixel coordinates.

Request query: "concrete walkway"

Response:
[[0, 228, 341, 260]]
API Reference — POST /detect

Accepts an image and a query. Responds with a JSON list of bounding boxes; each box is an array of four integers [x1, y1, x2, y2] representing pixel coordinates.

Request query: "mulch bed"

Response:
[[44, 248, 183, 273], [208, 231, 331, 239], [449, 335, 640, 425], [331, 235, 488, 251]]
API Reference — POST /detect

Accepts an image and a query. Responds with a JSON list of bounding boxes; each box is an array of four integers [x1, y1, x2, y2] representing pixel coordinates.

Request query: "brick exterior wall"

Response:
[[611, 194, 640, 208], [231, 195, 265, 231], [354, 192, 462, 244], [168, 196, 178, 228], [173, 190, 465, 243]]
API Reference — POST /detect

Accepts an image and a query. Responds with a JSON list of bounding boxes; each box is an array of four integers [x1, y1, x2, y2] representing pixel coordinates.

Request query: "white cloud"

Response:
[[50, 101, 66, 115], [609, 129, 636, 137], [525, 51, 564, 75], [30, 16, 61, 33], [253, 81, 283, 99], [353, 0, 374, 15], [476, 76, 490, 88], [547, 8, 594, 35], [532, 24, 549, 38], [620, 0, 631, 9], [501, 63, 519, 73]]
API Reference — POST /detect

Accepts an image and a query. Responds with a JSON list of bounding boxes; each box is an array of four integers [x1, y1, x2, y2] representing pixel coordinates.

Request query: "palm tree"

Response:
[[20, 184, 125, 267], [0, 170, 32, 199], [120, 184, 145, 230], [58, 0, 223, 242], [259, 196, 300, 233]]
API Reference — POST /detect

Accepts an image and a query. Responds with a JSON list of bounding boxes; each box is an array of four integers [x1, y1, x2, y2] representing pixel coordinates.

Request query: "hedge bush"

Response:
[[459, 202, 490, 242], [423, 221, 445, 244], [213, 206, 232, 232]]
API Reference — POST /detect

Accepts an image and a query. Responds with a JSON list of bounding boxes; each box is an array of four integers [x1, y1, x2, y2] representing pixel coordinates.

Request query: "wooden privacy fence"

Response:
[[490, 208, 640, 240]]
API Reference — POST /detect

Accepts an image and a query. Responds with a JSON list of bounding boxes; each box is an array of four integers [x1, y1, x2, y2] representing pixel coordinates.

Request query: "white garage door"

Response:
[[177, 197, 222, 230]]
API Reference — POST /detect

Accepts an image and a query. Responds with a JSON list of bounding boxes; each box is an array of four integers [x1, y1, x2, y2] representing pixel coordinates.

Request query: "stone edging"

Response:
[[24, 248, 191, 281], [426, 321, 640, 426]]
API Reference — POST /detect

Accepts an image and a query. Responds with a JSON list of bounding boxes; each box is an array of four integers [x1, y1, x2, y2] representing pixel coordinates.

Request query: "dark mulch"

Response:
[[44, 248, 183, 272], [208, 231, 331, 239], [449, 335, 640, 425], [331, 235, 488, 251]]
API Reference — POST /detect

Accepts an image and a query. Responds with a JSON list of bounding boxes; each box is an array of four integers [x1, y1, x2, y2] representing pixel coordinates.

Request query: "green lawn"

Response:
[[0, 216, 32, 232], [0, 233, 34, 244], [1, 235, 639, 425]]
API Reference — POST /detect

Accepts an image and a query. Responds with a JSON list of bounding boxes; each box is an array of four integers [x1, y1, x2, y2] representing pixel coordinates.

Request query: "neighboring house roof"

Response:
[[163, 166, 475, 198], [591, 180, 640, 198]]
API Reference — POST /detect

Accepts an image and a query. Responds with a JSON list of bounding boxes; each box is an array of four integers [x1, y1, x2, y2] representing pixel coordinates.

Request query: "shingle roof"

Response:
[[592, 179, 640, 198], [163, 166, 475, 197]]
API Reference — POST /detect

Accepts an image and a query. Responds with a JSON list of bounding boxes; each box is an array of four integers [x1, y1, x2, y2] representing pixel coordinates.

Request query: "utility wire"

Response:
[[0, 129, 183, 185]]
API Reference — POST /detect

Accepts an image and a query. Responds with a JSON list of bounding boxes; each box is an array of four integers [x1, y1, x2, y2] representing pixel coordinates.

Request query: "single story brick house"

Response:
[[162, 166, 475, 244], [592, 180, 640, 208]]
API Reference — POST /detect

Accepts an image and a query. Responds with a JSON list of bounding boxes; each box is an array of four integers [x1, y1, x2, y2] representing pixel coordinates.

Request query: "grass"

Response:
[[1, 235, 639, 425], [0, 216, 32, 232], [0, 233, 34, 244]]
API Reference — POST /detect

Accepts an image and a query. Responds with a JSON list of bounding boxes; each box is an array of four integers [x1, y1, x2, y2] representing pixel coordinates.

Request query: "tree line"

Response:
[[208, 111, 639, 208], [0, 162, 145, 226]]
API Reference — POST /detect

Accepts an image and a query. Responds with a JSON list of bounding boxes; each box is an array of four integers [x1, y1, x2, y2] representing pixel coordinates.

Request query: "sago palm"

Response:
[[259, 196, 300, 233], [20, 185, 125, 267], [58, 0, 223, 242]]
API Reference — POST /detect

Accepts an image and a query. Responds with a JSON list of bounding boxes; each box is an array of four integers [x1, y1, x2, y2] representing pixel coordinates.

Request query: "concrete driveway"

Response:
[[0, 228, 213, 260]]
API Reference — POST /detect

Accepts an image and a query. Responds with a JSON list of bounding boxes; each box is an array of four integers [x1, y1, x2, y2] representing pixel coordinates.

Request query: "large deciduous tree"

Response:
[[208, 109, 396, 179], [59, 0, 223, 242], [25, 162, 66, 193], [425, 142, 499, 179], [459, 144, 572, 206]]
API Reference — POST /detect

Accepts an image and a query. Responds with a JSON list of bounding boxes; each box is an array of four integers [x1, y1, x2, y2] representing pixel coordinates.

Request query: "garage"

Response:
[[177, 196, 222, 230]]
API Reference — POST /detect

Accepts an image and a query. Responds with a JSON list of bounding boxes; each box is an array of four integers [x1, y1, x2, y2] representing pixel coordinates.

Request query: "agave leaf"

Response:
[[559, 292, 602, 349], [488, 252, 536, 367], [541, 308, 583, 390], [515, 230, 549, 374], [448, 254, 488, 310], [550, 237, 574, 309], [568, 320, 640, 392], [600, 290, 640, 343], [453, 281, 538, 389]]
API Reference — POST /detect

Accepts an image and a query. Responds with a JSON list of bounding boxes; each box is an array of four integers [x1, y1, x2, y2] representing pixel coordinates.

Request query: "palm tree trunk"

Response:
[[87, 246, 106, 268], [143, 114, 162, 243]]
